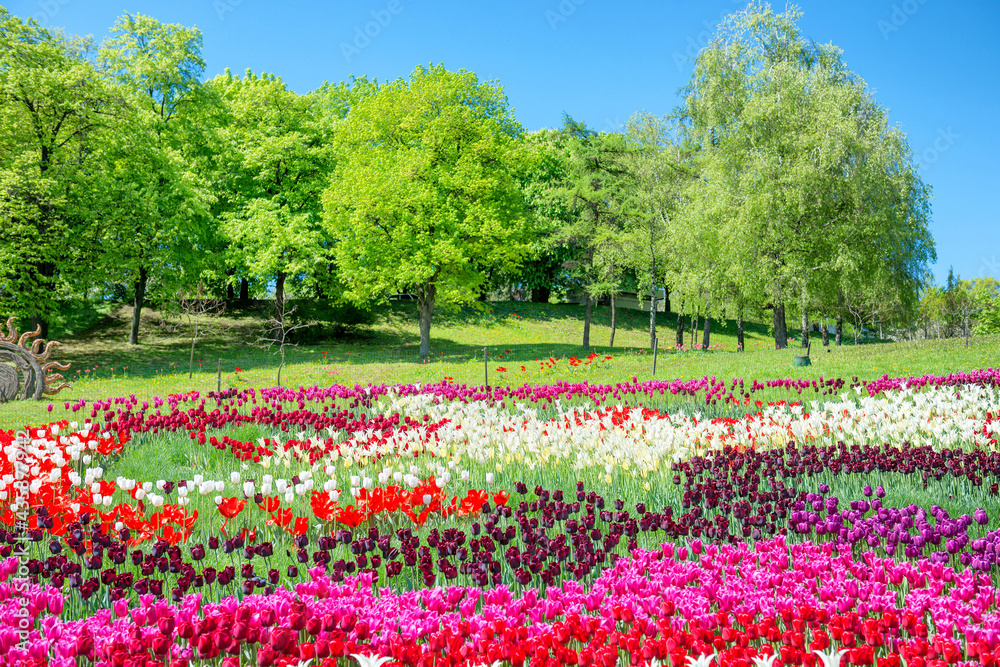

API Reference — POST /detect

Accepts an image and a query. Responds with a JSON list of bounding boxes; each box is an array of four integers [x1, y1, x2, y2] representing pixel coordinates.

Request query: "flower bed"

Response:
[[0, 371, 998, 666]]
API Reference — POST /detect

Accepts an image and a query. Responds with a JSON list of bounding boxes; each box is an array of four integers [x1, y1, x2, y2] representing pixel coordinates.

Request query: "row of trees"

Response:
[[915, 271, 1000, 345], [1, 3, 941, 355]]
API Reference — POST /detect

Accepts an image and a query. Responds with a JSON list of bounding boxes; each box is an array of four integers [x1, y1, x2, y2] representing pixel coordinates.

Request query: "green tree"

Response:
[[97, 13, 214, 345], [0, 10, 122, 337], [622, 112, 701, 349], [208, 69, 335, 313], [322, 64, 533, 357], [971, 277, 1000, 336], [490, 128, 578, 304], [555, 115, 633, 349]]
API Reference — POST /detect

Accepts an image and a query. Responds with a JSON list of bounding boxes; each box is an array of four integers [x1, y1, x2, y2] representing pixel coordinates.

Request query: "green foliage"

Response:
[[971, 277, 1000, 335], [555, 115, 635, 303], [677, 1, 935, 346], [207, 69, 335, 301], [0, 4, 943, 353], [322, 64, 534, 355], [0, 10, 123, 328], [96, 13, 216, 344]]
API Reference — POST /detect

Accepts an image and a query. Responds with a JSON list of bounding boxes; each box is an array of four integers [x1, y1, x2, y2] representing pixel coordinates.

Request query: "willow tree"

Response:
[[679, 1, 934, 349], [622, 112, 702, 349], [322, 64, 533, 358]]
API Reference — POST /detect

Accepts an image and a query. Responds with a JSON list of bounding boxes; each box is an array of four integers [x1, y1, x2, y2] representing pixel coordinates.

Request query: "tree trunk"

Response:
[[821, 317, 829, 347], [609, 292, 616, 348], [691, 306, 699, 349], [29, 314, 49, 341], [418, 282, 436, 358], [736, 306, 744, 352], [801, 308, 809, 349], [129, 266, 148, 346], [532, 287, 550, 303], [773, 303, 787, 349], [675, 303, 685, 349], [836, 315, 843, 346], [701, 299, 711, 349], [275, 271, 286, 310], [29, 261, 56, 340], [664, 286, 670, 314], [583, 295, 592, 349], [649, 283, 657, 349], [239, 278, 249, 302], [226, 267, 235, 302], [188, 316, 199, 379]]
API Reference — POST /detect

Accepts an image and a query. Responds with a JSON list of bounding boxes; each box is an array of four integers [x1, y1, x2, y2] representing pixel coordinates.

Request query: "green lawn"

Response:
[[1, 299, 996, 429]]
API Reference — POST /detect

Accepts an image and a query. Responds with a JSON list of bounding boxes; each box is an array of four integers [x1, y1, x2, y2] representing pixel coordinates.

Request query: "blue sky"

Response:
[[10, 0, 998, 286]]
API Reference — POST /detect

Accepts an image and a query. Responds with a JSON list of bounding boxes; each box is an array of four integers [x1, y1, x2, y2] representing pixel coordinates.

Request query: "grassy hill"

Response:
[[1, 299, 996, 429]]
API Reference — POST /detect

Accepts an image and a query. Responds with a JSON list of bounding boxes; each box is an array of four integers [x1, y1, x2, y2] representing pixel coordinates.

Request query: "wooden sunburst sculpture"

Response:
[[0, 316, 71, 402]]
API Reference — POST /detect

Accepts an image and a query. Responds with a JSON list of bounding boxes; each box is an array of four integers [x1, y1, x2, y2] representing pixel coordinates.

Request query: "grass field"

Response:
[[1, 299, 996, 429]]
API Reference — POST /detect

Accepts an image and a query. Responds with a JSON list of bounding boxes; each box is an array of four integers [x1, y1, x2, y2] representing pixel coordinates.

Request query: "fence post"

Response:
[[652, 336, 658, 376], [217, 358, 222, 393], [484, 346, 489, 389]]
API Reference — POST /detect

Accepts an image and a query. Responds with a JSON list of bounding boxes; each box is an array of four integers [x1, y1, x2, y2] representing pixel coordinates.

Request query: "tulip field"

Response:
[[2, 369, 1000, 667]]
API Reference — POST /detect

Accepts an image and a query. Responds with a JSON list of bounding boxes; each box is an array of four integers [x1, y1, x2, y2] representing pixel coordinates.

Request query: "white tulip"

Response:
[[813, 649, 850, 667]]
